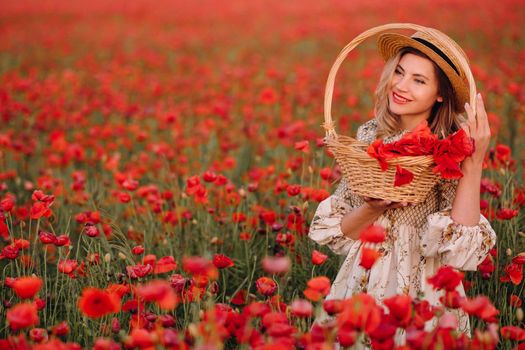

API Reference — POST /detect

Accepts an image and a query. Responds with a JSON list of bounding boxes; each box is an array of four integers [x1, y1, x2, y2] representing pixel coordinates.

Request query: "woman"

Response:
[[309, 30, 497, 344]]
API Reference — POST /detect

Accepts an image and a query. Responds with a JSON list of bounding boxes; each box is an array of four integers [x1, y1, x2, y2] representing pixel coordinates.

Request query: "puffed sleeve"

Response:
[[420, 179, 497, 271], [308, 180, 361, 255]]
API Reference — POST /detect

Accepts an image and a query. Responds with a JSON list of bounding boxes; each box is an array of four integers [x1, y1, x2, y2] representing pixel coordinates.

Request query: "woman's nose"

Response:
[[394, 77, 409, 91]]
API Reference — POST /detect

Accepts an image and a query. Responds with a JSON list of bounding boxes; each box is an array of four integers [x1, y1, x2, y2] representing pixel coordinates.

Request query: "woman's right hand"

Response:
[[362, 196, 409, 213], [340, 196, 409, 240]]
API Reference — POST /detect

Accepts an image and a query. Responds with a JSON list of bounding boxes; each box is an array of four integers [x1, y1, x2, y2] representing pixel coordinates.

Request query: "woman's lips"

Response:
[[392, 92, 411, 104]]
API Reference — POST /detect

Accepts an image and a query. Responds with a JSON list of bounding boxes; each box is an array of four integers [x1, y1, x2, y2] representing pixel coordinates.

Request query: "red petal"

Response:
[[394, 165, 414, 187]]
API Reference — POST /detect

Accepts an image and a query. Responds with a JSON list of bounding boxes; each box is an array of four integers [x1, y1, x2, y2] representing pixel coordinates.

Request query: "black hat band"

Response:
[[413, 37, 460, 76]]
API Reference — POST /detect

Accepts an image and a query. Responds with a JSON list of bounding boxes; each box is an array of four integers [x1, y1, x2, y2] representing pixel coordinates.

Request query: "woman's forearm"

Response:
[[450, 159, 483, 226], [341, 205, 384, 240]]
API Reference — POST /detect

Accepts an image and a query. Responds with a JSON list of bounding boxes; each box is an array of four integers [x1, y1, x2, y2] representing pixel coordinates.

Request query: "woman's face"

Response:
[[388, 53, 443, 125]]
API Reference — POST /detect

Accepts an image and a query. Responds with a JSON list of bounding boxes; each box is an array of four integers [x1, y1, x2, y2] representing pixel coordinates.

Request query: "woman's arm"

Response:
[[450, 93, 491, 226], [341, 198, 407, 239]]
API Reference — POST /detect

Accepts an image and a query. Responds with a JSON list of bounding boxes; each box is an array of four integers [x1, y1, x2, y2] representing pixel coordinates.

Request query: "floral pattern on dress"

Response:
[[308, 118, 497, 348]]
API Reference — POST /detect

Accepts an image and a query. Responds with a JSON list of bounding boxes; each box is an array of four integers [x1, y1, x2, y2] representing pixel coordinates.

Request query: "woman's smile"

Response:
[[391, 91, 412, 104]]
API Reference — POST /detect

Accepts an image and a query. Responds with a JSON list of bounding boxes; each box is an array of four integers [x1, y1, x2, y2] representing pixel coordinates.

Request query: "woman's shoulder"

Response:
[[356, 118, 378, 143]]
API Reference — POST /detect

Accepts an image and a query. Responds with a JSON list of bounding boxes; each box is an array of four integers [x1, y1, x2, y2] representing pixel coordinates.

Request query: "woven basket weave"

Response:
[[323, 23, 477, 203]]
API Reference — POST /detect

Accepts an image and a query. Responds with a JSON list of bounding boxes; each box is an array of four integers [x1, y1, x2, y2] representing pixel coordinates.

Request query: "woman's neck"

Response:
[[398, 115, 429, 132]]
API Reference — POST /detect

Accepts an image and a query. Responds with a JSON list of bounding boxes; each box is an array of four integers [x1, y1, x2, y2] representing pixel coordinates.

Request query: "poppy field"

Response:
[[1, 0, 525, 349]]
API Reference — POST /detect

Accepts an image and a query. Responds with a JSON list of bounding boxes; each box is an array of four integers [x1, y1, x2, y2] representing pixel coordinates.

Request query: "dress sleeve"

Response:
[[420, 178, 497, 271], [308, 180, 361, 255]]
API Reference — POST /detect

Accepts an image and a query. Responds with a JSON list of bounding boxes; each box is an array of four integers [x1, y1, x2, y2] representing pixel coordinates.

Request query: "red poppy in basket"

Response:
[[367, 120, 475, 184]]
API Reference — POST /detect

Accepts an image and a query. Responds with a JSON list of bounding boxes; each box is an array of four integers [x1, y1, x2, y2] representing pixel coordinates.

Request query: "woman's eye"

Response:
[[394, 69, 402, 75], [415, 79, 425, 84]]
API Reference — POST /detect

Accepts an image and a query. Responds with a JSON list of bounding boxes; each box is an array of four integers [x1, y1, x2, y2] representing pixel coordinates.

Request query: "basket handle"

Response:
[[323, 23, 477, 138]]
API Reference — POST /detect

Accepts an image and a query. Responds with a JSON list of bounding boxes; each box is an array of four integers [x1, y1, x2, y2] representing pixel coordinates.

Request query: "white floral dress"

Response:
[[309, 119, 497, 346]]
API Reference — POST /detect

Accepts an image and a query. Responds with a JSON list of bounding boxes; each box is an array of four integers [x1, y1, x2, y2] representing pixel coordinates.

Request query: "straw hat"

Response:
[[377, 31, 470, 109]]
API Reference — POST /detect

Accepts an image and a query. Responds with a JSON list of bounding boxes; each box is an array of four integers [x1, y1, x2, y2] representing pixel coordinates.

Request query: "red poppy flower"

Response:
[[55, 235, 70, 246], [32, 190, 54, 204], [127, 328, 155, 349], [311, 189, 330, 202], [232, 212, 246, 223], [311, 250, 328, 265], [496, 208, 519, 220], [112, 317, 120, 333], [338, 293, 381, 334], [291, 299, 313, 318], [440, 290, 463, 309], [505, 263, 523, 285], [126, 264, 153, 279], [78, 287, 121, 319], [51, 321, 70, 336], [367, 139, 392, 171], [478, 255, 495, 278], [38, 231, 57, 244], [383, 294, 412, 326], [58, 259, 78, 276], [360, 247, 381, 270], [510, 294, 522, 308], [427, 266, 464, 291], [259, 87, 278, 105], [84, 224, 99, 237], [213, 254, 234, 269], [304, 276, 331, 302], [495, 144, 511, 163], [394, 165, 414, 187], [359, 225, 386, 243], [154, 256, 178, 274], [323, 299, 343, 315], [294, 140, 310, 153], [286, 184, 301, 196], [0, 195, 15, 212], [136, 280, 178, 310], [29, 328, 48, 343], [182, 256, 218, 279], [255, 277, 277, 296], [319, 167, 332, 180], [132, 245, 145, 255], [512, 253, 525, 265], [231, 289, 248, 305], [202, 170, 217, 182], [106, 283, 130, 298], [447, 128, 474, 159], [338, 326, 358, 347], [460, 296, 499, 323], [7, 302, 39, 330], [0, 244, 19, 259], [501, 326, 525, 341], [432, 158, 463, 179], [29, 201, 52, 219], [143, 254, 156, 266], [12, 276, 43, 299]]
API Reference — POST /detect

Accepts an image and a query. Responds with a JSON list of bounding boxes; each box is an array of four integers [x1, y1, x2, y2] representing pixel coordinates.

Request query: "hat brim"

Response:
[[377, 33, 469, 110]]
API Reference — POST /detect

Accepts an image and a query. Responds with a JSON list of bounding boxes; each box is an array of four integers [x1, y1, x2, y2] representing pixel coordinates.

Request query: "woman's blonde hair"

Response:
[[374, 47, 464, 139]]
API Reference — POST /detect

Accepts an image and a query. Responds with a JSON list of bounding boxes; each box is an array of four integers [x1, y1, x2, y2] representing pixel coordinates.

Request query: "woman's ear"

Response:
[[436, 96, 443, 103]]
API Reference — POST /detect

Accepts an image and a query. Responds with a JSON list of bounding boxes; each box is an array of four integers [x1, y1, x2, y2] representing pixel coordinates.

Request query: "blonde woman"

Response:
[[309, 30, 497, 346]]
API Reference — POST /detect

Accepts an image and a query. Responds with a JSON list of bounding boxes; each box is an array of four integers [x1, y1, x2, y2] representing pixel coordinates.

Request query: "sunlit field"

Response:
[[1, 0, 524, 348]]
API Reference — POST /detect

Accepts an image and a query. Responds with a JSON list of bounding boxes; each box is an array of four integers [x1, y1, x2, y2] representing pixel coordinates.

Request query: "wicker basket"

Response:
[[323, 23, 477, 203]]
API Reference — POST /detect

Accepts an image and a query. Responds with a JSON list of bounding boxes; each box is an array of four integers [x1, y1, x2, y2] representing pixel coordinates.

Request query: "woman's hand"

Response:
[[341, 197, 408, 240], [463, 93, 491, 168], [362, 196, 409, 213]]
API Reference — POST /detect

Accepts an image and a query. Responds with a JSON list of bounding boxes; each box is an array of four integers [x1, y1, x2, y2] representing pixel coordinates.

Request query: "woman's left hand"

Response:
[[462, 93, 491, 168]]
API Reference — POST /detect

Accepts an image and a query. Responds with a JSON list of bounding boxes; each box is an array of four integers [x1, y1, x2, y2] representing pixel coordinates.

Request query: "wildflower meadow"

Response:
[[0, 0, 524, 349]]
